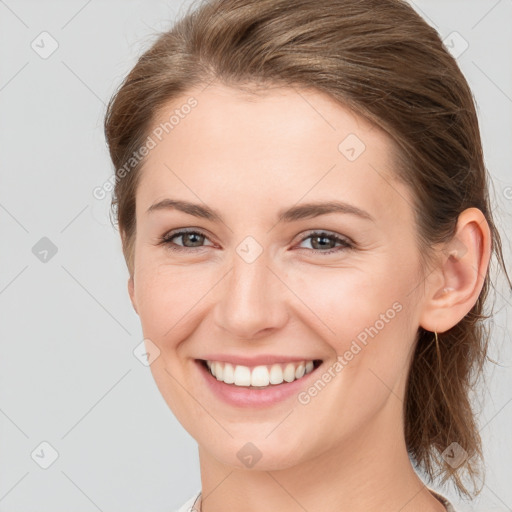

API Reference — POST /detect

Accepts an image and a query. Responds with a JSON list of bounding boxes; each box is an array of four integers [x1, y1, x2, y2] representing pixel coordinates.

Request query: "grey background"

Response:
[[0, 1, 510, 511]]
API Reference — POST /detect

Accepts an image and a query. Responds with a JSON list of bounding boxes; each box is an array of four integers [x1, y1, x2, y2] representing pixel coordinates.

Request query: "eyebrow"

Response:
[[146, 198, 375, 223]]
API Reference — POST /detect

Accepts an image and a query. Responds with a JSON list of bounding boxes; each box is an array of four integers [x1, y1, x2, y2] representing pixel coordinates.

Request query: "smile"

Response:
[[200, 359, 322, 388]]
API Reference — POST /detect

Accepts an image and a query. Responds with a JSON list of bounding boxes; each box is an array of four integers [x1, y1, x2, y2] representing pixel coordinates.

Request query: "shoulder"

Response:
[[172, 491, 201, 512]]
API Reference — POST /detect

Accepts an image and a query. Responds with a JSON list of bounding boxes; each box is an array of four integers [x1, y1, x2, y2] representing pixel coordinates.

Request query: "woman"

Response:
[[103, 0, 510, 510]]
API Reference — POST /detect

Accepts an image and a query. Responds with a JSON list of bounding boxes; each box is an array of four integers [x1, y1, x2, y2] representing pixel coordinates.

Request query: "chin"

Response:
[[198, 432, 310, 471]]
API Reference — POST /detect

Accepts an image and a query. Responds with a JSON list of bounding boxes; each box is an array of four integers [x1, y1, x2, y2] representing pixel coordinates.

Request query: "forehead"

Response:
[[136, 83, 412, 225]]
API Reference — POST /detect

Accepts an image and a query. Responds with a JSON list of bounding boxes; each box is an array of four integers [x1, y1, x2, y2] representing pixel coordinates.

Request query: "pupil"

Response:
[[186, 233, 202, 246], [314, 235, 331, 249]]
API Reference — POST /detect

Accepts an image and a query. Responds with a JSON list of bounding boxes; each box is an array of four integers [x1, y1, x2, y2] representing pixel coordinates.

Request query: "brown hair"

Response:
[[104, 0, 511, 499]]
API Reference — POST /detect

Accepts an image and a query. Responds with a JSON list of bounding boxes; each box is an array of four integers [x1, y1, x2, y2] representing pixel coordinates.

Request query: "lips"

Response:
[[195, 357, 324, 407]]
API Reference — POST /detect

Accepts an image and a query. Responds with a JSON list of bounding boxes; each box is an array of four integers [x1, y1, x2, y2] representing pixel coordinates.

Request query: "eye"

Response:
[[158, 228, 353, 255], [295, 231, 353, 255], [158, 229, 214, 252]]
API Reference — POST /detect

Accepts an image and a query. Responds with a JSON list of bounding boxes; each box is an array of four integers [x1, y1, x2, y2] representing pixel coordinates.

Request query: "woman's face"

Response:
[[128, 83, 429, 469]]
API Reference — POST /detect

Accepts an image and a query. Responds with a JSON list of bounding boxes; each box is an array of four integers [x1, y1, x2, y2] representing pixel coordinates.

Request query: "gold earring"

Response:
[[434, 330, 442, 367]]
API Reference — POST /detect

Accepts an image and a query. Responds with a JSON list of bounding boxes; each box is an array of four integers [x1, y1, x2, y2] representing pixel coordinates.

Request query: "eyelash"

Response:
[[157, 229, 354, 255]]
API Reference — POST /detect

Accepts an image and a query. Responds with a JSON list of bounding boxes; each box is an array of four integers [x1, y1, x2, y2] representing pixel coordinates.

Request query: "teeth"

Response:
[[295, 362, 305, 379], [269, 364, 284, 384], [251, 366, 270, 387], [283, 363, 296, 382], [223, 363, 235, 384], [213, 361, 223, 381], [206, 359, 318, 387], [233, 365, 251, 386]]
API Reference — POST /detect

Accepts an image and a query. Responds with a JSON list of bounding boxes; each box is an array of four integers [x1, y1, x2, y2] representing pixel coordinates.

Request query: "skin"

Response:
[[126, 82, 491, 512]]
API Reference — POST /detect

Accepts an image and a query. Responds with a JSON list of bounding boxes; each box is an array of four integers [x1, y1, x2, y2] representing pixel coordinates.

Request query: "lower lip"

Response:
[[195, 359, 322, 408]]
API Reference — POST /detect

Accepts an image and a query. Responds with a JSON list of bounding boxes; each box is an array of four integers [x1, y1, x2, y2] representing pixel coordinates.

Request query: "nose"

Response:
[[213, 249, 289, 340]]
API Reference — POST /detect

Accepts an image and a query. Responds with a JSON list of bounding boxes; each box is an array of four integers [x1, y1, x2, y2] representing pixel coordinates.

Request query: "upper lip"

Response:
[[198, 355, 322, 366]]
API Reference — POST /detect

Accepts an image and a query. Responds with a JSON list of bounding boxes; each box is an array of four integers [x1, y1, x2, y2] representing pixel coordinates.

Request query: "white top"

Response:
[[173, 491, 201, 512], [429, 488, 457, 512], [173, 488, 456, 511]]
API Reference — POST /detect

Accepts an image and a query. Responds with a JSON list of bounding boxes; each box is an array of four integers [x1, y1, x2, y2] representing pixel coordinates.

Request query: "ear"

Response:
[[128, 274, 138, 315], [121, 228, 138, 315], [419, 207, 492, 333]]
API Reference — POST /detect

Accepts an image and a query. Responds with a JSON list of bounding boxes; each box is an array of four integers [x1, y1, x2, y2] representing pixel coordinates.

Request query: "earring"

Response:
[[434, 330, 443, 367]]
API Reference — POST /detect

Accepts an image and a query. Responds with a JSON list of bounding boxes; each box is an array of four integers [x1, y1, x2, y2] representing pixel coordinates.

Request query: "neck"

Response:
[[197, 399, 446, 512]]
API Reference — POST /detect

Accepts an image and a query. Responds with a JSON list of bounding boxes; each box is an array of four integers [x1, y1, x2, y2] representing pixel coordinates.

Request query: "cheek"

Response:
[[293, 267, 415, 431], [288, 260, 416, 374], [287, 264, 400, 335], [134, 261, 217, 346]]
